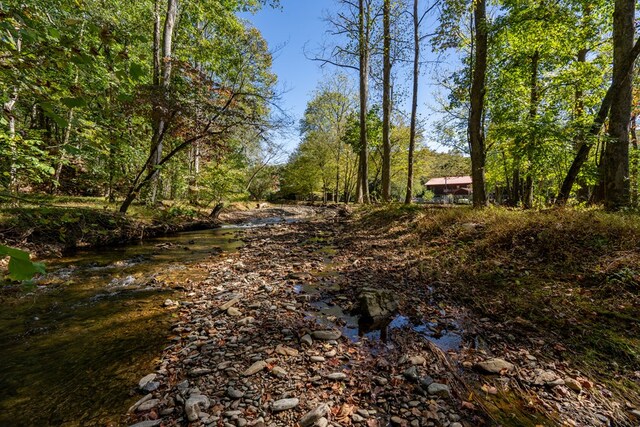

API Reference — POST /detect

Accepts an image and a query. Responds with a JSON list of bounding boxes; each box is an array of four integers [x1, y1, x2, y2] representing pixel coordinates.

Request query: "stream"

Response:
[[0, 226, 243, 427]]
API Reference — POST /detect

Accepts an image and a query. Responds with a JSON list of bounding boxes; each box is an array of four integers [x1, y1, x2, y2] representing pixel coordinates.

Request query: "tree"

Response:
[[468, 0, 488, 207], [600, 0, 635, 210], [405, 0, 420, 204], [381, 0, 392, 202]]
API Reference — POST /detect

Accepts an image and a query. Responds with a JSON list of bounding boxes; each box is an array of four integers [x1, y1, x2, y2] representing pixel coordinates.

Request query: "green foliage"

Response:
[[0, 245, 45, 281]]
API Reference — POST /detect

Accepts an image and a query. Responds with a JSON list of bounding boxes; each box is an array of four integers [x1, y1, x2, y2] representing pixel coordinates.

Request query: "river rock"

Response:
[[272, 398, 299, 412], [185, 394, 210, 422], [275, 344, 299, 357], [242, 360, 267, 376], [475, 358, 515, 374], [533, 370, 561, 386], [311, 330, 341, 341], [310, 355, 325, 362], [299, 403, 330, 427], [326, 372, 347, 381], [358, 288, 398, 321], [301, 334, 313, 346], [427, 383, 450, 396], [136, 399, 160, 412], [219, 297, 241, 311], [227, 307, 242, 317], [138, 373, 157, 390], [315, 417, 329, 427], [271, 366, 287, 377], [565, 377, 582, 392], [227, 386, 244, 399], [129, 420, 162, 427]]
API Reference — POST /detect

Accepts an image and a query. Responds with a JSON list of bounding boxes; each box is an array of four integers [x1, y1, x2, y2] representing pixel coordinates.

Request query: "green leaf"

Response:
[[0, 245, 46, 281], [130, 63, 145, 80], [61, 97, 87, 108]]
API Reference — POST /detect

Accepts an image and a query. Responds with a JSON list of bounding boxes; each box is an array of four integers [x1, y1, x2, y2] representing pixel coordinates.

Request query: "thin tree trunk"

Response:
[[381, 0, 392, 202], [357, 0, 370, 204], [468, 0, 488, 208], [602, 0, 634, 210], [523, 51, 539, 209], [148, 0, 178, 204], [631, 114, 638, 206], [405, 0, 420, 204]]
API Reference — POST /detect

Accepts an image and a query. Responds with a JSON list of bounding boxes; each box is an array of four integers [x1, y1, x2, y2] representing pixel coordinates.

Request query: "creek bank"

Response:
[[127, 206, 639, 427]]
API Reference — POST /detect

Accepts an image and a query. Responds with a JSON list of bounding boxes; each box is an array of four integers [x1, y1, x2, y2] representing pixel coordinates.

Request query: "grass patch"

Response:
[[355, 205, 640, 402]]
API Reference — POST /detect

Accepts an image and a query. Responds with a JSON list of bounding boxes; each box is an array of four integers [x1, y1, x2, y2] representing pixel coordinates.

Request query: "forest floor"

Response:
[[126, 205, 640, 427]]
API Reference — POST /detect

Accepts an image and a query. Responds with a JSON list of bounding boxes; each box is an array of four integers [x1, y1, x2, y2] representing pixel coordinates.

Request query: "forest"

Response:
[[1, 0, 640, 426]]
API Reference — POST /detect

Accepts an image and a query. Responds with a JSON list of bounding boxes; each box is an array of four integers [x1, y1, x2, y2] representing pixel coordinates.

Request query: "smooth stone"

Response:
[[533, 370, 559, 385], [220, 297, 241, 311], [427, 383, 450, 396], [142, 381, 160, 392], [272, 398, 299, 412], [227, 387, 245, 399], [275, 344, 299, 357], [315, 417, 329, 427], [564, 378, 582, 392], [136, 399, 160, 412], [310, 356, 325, 362], [242, 360, 267, 376], [403, 366, 420, 382], [301, 334, 313, 346], [475, 358, 515, 374], [409, 355, 426, 365], [185, 394, 211, 422], [138, 373, 157, 390], [228, 307, 242, 317], [238, 317, 255, 325], [390, 416, 407, 425], [352, 414, 365, 422], [129, 421, 162, 427], [299, 403, 330, 427], [271, 366, 287, 377], [326, 372, 347, 381], [311, 330, 342, 341], [128, 394, 152, 413]]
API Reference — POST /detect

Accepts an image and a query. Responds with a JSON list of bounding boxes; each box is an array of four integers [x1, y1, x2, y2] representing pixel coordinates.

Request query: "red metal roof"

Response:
[[425, 176, 472, 186]]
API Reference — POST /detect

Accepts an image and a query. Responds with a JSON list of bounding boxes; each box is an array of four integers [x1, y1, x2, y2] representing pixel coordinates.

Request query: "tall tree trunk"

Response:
[[557, 36, 640, 204], [602, 0, 635, 210], [148, 0, 178, 204], [405, 0, 420, 205], [468, 0, 488, 208], [357, 0, 370, 204], [381, 0, 392, 202]]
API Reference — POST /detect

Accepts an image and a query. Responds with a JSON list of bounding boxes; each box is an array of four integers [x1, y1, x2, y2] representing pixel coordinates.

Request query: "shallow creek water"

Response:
[[0, 227, 243, 427]]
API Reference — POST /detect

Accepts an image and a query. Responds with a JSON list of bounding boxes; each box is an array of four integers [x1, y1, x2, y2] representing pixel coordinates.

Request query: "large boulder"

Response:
[[358, 288, 399, 321]]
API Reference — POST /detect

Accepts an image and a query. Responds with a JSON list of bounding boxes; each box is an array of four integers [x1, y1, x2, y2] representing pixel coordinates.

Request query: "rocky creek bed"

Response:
[[125, 207, 636, 427]]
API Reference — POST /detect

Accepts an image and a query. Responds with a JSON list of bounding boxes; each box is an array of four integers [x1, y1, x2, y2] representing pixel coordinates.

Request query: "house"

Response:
[[425, 176, 472, 197]]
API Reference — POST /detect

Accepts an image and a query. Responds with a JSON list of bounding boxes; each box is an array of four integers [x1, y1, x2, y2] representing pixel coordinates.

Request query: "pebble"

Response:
[[242, 360, 267, 376], [275, 344, 299, 357], [129, 421, 162, 427], [301, 334, 313, 346], [185, 394, 210, 422], [136, 399, 160, 412], [271, 398, 299, 412], [227, 387, 245, 399], [311, 330, 342, 340], [299, 403, 329, 427], [138, 373, 157, 390], [326, 372, 347, 381], [427, 383, 450, 397], [227, 307, 242, 316], [475, 358, 515, 374], [310, 356, 325, 362]]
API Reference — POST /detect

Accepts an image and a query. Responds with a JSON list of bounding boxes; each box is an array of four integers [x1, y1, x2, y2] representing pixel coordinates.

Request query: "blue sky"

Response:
[[241, 0, 451, 155]]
